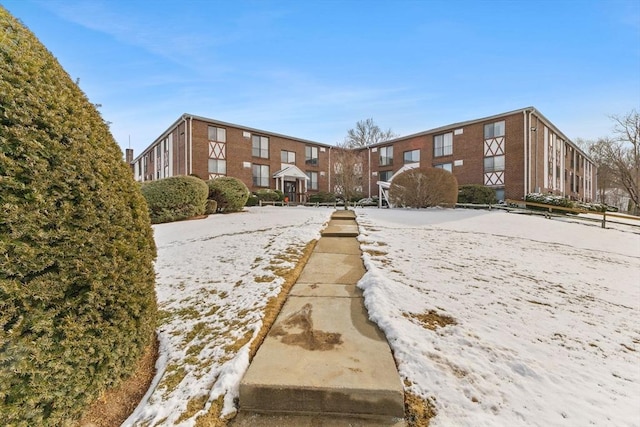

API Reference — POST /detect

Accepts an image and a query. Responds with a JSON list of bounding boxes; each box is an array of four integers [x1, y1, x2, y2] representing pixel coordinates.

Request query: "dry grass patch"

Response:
[[405, 391, 437, 427], [160, 365, 187, 396], [176, 394, 209, 424], [364, 249, 387, 257], [405, 310, 457, 330], [195, 395, 227, 427], [224, 329, 254, 353]]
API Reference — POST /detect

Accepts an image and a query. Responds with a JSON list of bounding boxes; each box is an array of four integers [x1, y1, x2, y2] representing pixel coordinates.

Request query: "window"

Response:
[[305, 146, 318, 165], [484, 121, 505, 139], [404, 149, 420, 164], [252, 135, 269, 158], [379, 146, 393, 166], [379, 170, 393, 182], [208, 159, 226, 174], [306, 171, 318, 190], [434, 132, 453, 157], [495, 188, 505, 202], [434, 163, 453, 172], [208, 126, 226, 142], [484, 155, 505, 172], [252, 164, 269, 187], [281, 150, 296, 164]]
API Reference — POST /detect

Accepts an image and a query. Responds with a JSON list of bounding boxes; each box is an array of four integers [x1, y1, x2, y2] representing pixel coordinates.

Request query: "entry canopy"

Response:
[[272, 165, 308, 180]]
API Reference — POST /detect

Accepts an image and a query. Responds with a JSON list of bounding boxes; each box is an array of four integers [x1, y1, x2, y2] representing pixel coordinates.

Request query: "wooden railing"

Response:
[[505, 199, 639, 229]]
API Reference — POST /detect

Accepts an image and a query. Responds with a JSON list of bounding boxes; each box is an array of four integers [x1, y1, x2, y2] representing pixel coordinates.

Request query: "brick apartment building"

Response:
[[131, 107, 596, 203]]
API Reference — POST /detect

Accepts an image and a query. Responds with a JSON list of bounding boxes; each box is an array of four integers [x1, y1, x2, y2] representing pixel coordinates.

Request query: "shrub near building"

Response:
[[389, 167, 458, 208], [0, 8, 157, 426], [458, 184, 498, 204], [140, 175, 209, 224], [207, 177, 250, 213]]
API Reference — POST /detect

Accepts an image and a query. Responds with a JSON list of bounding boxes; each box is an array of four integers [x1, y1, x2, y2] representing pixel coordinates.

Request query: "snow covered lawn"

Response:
[[357, 208, 640, 427], [126, 206, 639, 427], [125, 207, 332, 426]]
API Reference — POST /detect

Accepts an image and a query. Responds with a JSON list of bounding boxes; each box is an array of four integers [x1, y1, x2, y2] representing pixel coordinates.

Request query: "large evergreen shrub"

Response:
[[207, 177, 249, 213], [0, 8, 157, 426], [458, 184, 497, 204], [389, 167, 458, 208], [140, 175, 209, 223]]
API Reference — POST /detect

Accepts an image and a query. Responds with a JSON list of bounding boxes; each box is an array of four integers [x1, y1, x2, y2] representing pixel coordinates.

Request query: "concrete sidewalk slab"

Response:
[[321, 223, 359, 237], [297, 253, 365, 285], [239, 296, 404, 417], [231, 412, 404, 426], [314, 237, 361, 254], [331, 210, 356, 220], [290, 283, 360, 298]]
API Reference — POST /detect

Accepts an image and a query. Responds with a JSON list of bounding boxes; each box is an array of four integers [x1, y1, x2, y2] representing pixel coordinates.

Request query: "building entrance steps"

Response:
[[235, 211, 405, 426]]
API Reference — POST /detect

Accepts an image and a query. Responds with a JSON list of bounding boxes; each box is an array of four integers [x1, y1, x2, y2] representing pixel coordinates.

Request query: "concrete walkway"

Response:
[[234, 210, 404, 426]]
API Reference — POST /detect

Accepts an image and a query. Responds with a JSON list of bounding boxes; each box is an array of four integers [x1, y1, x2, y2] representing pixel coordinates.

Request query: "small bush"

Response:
[[141, 176, 209, 224], [348, 192, 365, 203], [207, 177, 249, 213], [205, 199, 218, 215], [458, 184, 497, 204], [525, 193, 574, 208], [389, 167, 458, 208], [308, 192, 336, 203], [255, 189, 280, 202], [524, 193, 581, 214], [1, 7, 157, 425], [245, 194, 259, 207]]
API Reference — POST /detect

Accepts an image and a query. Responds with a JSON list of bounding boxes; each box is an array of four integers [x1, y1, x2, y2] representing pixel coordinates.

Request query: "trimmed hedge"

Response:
[[140, 175, 209, 223], [245, 194, 259, 207], [207, 177, 249, 213], [255, 189, 281, 202], [458, 184, 497, 204], [308, 192, 336, 203], [525, 193, 615, 213], [389, 167, 458, 208], [0, 7, 157, 426]]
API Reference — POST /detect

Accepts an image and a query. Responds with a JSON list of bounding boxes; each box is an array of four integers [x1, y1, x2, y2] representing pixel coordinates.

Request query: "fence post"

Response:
[[601, 210, 606, 229]]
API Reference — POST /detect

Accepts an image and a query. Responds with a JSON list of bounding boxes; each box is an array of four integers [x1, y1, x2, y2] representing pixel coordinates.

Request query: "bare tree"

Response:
[[586, 137, 620, 204], [582, 110, 639, 213], [610, 109, 639, 213], [332, 142, 364, 209], [344, 118, 397, 148]]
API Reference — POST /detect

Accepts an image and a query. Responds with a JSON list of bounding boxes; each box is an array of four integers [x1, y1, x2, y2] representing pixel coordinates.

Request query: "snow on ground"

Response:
[[125, 207, 332, 426], [126, 206, 639, 427], [357, 208, 640, 427]]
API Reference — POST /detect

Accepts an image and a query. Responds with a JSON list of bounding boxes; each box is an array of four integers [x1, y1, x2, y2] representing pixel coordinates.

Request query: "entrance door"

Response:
[[284, 181, 296, 203]]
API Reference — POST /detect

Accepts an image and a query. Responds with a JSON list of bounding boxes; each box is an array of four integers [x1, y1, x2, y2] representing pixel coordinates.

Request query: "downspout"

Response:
[[523, 110, 528, 198], [183, 116, 188, 175], [533, 116, 540, 193], [189, 116, 193, 176], [328, 146, 332, 192], [368, 146, 371, 198]]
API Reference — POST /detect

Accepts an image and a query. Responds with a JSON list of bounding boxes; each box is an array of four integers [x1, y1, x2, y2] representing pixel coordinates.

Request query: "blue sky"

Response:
[[3, 0, 639, 156]]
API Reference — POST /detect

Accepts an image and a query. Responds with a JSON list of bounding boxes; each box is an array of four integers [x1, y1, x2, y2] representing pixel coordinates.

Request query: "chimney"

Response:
[[125, 148, 134, 164]]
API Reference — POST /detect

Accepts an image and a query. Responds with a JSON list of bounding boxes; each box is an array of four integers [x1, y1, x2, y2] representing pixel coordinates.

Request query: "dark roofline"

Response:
[[133, 107, 594, 164], [363, 106, 593, 162], [366, 106, 536, 149], [132, 113, 332, 163]]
